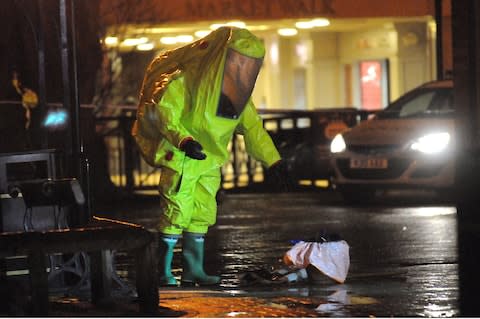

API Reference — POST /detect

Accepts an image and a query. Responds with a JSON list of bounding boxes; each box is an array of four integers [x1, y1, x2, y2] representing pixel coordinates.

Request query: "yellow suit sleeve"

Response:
[[236, 99, 281, 168]]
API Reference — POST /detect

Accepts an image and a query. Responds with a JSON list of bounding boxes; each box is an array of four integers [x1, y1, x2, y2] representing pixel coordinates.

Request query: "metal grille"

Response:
[[347, 144, 401, 155]]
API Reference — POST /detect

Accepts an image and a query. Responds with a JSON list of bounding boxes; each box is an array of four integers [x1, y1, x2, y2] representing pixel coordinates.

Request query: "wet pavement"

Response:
[[10, 190, 461, 317]]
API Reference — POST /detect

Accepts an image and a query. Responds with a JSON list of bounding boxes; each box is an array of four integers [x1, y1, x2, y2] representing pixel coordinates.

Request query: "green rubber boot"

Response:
[[181, 233, 220, 286], [158, 234, 179, 286]]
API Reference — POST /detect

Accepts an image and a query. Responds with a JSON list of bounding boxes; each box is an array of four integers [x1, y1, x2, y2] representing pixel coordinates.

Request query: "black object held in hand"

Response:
[[182, 139, 207, 160], [267, 160, 294, 192]]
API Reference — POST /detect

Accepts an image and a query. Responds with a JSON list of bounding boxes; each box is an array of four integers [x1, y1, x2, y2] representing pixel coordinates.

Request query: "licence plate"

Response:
[[350, 158, 388, 169]]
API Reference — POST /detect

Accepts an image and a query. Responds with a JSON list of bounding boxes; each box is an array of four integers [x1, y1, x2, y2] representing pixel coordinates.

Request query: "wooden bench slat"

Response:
[[0, 219, 154, 258], [0, 216, 159, 316]]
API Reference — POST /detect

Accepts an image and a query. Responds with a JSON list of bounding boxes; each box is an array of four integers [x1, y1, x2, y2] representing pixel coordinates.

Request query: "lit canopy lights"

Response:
[[104, 36, 118, 46], [160, 35, 194, 45], [104, 17, 332, 50], [122, 37, 148, 46], [295, 18, 330, 29], [210, 21, 247, 30], [194, 30, 211, 38], [137, 42, 155, 51], [277, 28, 298, 36], [279, 17, 330, 36]]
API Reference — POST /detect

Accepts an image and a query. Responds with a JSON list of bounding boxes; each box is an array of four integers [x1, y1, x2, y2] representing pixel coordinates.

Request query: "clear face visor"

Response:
[[217, 49, 263, 119]]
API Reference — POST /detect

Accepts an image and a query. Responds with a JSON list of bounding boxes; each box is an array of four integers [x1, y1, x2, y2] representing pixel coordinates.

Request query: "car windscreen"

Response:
[[376, 88, 454, 119]]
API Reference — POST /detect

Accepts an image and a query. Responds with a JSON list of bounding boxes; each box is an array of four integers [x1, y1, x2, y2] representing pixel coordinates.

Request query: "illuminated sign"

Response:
[[43, 109, 68, 130], [360, 60, 388, 110]]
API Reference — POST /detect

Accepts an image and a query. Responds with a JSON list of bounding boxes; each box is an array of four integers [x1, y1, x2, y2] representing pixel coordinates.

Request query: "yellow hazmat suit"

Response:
[[132, 27, 281, 235]]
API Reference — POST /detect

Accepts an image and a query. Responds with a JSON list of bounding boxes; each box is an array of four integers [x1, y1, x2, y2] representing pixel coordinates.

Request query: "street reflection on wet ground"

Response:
[[93, 190, 458, 317]]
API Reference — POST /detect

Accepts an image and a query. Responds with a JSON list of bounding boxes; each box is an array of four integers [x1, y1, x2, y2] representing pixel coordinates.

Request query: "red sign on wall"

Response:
[[360, 61, 383, 110]]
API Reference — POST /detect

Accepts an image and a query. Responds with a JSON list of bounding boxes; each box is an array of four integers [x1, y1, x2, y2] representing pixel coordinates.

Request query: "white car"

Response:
[[329, 80, 455, 203]]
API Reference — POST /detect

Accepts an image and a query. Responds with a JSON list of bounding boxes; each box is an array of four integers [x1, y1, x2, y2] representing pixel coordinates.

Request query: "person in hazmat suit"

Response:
[[132, 26, 288, 286]]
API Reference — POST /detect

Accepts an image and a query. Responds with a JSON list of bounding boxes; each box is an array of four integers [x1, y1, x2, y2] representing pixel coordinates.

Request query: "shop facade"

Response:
[[99, 0, 452, 111]]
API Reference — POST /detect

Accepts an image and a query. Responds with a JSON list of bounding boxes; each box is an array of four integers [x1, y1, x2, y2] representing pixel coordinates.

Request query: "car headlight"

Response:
[[410, 132, 451, 154], [330, 134, 346, 153]]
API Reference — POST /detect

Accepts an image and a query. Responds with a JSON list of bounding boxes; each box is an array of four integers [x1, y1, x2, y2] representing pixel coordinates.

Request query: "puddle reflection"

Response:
[[315, 288, 350, 316], [315, 287, 380, 316], [424, 303, 456, 317]]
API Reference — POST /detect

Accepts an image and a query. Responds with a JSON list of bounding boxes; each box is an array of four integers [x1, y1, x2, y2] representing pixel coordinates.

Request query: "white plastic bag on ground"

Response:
[[284, 240, 350, 283]]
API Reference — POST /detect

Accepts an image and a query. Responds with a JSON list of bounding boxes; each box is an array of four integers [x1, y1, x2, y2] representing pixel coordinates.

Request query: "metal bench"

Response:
[[0, 216, 158, 316]]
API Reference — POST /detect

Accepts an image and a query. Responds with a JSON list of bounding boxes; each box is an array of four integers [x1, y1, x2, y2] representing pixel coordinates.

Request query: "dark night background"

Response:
[[0, 0, 102, 152]]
